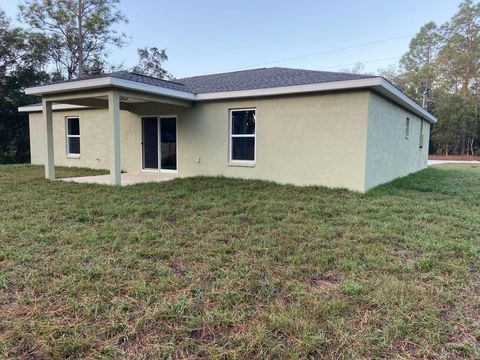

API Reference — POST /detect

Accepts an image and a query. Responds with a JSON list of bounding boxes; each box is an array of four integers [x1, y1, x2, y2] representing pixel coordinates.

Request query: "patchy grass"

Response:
[[0, 164, 479, 359]]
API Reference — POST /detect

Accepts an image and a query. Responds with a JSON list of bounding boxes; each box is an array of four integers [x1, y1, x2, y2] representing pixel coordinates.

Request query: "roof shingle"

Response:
[[175, 67, 375, 94], [109, 67, 376, 95]]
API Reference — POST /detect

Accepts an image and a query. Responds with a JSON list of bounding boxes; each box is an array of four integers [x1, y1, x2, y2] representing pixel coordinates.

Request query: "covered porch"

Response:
[[38, 85, 193, 185]]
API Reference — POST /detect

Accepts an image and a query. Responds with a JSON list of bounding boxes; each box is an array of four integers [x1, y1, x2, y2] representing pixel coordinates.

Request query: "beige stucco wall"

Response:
[[176, 92, 370, 191], [29, 91, 370, 191], [29, 108, 141, 171], [364, 91, 430, 190]]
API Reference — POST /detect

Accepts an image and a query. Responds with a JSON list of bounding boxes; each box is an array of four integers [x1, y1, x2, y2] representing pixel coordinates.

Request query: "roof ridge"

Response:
[[175, 66, 377, 81], [176, 67, 269, 80], [270, 66, 377, 78]]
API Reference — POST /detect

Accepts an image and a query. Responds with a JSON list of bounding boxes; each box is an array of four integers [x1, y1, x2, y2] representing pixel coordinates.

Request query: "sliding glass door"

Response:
[[142, 116, 177, 171], [142, 117, 159, 170], [160, 117, 177, 170]]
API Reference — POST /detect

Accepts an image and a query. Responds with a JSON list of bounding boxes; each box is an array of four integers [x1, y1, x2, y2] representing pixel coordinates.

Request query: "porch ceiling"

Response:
[[43, 88, 193, 109]]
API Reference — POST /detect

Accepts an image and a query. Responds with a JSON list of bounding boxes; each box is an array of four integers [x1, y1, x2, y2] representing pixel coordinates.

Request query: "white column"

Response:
[[108, 90, 121, 185], [42, 99, 55, 180]]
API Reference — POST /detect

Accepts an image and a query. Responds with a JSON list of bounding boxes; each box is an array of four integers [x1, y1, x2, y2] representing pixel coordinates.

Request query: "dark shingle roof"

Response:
[[110, 71, 190, 92], [109, 67, 376, 95], [35, 67, 377, 95], [174, 67, 375, 94]]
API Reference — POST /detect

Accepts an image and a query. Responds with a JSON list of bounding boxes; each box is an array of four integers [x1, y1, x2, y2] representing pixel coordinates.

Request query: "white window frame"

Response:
[[229, 108, 256, 164], [405, 117, 410, 139], [65, 116, 80, 157]]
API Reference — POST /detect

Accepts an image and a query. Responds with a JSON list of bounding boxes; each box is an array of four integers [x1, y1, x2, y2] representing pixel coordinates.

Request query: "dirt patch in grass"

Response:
[[429, 154, 480, 161]]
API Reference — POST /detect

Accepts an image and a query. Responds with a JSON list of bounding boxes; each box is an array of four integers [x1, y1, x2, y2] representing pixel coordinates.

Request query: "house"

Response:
[[19, 67, 437, 192]]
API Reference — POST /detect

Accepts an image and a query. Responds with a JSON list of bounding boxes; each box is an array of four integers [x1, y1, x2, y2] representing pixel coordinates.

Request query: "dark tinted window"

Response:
[[232, 137, 255, 161], [160, 117, 177, 170], [68, 118, 80, 135], [68, 137, 80, 154], [232, 110, 255, 134]]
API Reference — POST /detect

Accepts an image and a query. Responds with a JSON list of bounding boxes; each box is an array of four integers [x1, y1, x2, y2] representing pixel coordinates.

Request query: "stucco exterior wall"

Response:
[[29, 108, 141, 171], [178, 92, 370, 190], [364, 91, 430, 190], [29, 91, 370, 191]]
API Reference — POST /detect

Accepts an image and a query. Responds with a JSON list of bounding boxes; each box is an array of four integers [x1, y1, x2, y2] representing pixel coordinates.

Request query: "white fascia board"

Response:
[[195, 77, 437, 123], [25, 77, 112, 95], [23, 75, 437, 123], [375, 78, 437, 123], [18, 104, 89, 112], [25, 76, 197, 101], [195, 77, 381, 101]]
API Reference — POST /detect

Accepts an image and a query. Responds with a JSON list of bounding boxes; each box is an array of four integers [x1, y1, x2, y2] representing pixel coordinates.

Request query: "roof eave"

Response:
[[23, 76, 437, 123], [24, 76, 197, 101]]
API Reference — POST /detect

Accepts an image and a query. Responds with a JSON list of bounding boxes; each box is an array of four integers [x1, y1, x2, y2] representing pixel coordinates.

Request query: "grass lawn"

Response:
[[1, 164, 479, 359]]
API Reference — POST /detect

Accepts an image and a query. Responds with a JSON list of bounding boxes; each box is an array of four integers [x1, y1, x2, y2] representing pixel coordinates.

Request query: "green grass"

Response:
[[1, 164, 479, 359]]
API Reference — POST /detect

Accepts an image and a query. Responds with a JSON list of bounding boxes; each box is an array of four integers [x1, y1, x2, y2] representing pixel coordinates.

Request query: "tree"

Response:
[[437, 0, 480, 102], [18, 0, 128, 79], [132, 47, 171, 79], [338, 62, 367, 74], [0, 7, 50, 163], [435, 0, 480, 154], [399, 22, 441, 108], [431, 94, 469, 156]]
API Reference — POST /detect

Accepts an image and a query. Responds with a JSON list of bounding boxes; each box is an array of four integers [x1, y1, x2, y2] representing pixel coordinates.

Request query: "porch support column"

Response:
[[42, 99, 55, 180], [108, 90, 121, 185]]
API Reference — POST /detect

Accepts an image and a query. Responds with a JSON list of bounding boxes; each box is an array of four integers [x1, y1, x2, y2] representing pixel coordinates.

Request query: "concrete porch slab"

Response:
[[58, 172, 176, 186]]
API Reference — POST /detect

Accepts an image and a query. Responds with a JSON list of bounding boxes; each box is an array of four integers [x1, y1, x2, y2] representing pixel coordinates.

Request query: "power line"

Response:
[[320, 55, 402, 71], [221, 34, 413, 72]]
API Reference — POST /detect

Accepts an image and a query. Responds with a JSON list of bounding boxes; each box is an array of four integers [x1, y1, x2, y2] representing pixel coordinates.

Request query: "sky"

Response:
[[1, 0, 462, 78]]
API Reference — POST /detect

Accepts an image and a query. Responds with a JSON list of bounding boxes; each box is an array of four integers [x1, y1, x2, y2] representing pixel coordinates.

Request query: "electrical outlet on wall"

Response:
[[197, 157, 201, 164]]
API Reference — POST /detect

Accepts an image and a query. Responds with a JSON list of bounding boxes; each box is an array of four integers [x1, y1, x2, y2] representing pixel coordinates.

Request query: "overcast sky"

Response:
[[2, 0, 461, 78]]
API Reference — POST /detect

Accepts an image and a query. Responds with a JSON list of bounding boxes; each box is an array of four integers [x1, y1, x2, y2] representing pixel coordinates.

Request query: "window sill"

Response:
[[66, 154, 81, 159], [228, 162, 255, 168]]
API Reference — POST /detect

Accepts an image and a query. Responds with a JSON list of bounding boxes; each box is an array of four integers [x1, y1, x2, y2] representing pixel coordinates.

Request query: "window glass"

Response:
[[230, 109, 256, 162], [68, 118, 80, 135], [68, 137, 80, 154], [232, 110, 256, 134], [232, 137, 255, 161]]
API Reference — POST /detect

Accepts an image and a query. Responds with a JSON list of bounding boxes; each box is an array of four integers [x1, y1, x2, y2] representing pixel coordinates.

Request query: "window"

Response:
[[230, 109, 256, 162], [419, 119, 424, 148], [66, 117, 80, 155], [405, 117, 410, 139]]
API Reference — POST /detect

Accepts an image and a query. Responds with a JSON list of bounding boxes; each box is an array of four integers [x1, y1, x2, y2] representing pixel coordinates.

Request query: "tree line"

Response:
[[0, 0, 170, 163], [378, 0, 480, 156]]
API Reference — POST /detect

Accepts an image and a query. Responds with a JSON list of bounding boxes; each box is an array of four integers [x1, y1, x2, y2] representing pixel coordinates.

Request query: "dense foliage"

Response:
[[0, 1, 170, 164], [382, 0, 480, 156], [0, 8, 50, 163], [18, 0, 128, 79]]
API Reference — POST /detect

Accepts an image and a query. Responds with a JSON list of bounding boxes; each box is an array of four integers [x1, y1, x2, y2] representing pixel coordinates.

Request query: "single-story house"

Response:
[[19, 67, 437, 192]]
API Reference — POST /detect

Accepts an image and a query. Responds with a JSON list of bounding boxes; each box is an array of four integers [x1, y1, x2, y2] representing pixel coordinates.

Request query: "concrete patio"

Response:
[[58, 172, 176, 186]]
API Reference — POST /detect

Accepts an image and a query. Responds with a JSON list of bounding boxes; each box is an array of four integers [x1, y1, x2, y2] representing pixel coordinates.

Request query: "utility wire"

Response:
[[320, 55, 402, 71], [220, 34, 413, 72]]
